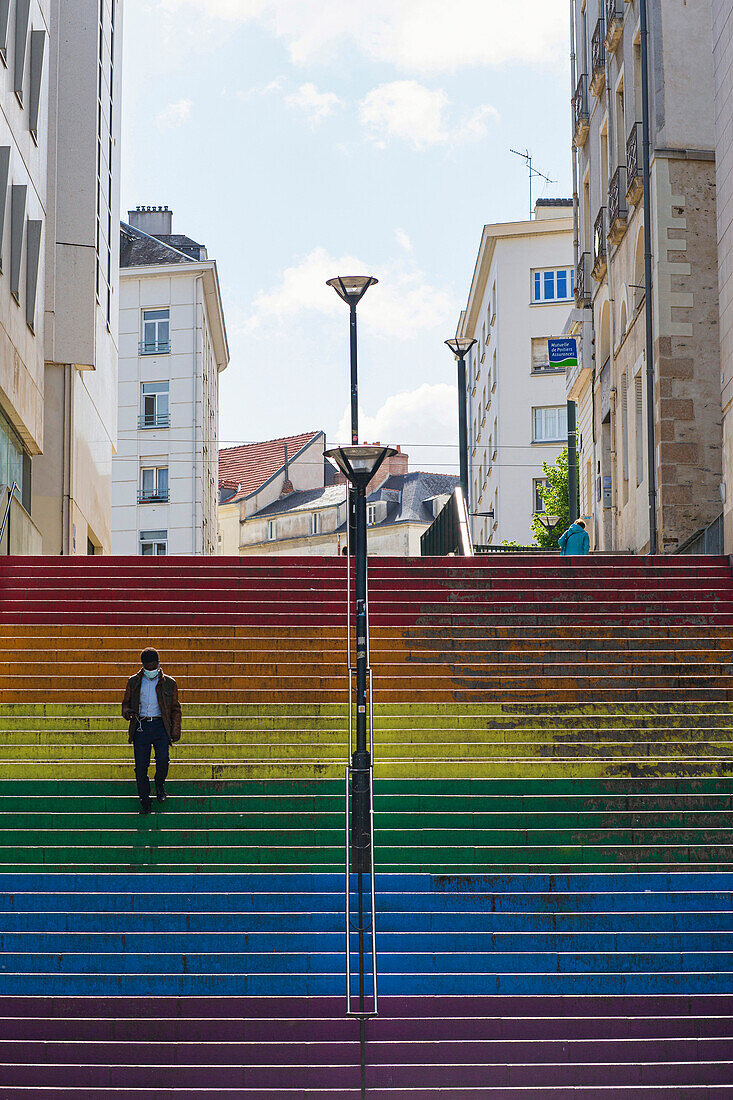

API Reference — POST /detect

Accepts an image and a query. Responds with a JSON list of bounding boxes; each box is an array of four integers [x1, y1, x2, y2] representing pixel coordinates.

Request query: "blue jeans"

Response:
[[132, 718, 169, 802]]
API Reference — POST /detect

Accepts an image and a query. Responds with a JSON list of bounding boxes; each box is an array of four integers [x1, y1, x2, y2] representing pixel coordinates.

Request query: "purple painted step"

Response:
[[7, 1091, 733, 1100]]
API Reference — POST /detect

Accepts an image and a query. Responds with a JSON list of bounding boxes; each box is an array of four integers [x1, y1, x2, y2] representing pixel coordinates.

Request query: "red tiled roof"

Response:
[[219, 431, 323, 501]]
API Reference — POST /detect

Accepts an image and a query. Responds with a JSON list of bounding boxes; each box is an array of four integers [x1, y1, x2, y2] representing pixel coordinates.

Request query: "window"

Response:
[[532, 268, 575, 303], [533, 477, 549, 513], [531, 337, 565, 374], [310, 512, 321, 535], [139, 466, 169, 503], [140, 382, 169, 428], [367, 504, 378, 526], [139, 529, 167, 555], [267, 519, 277, 541], [140, 308, 170, 354], [532, 405, 568, 443]]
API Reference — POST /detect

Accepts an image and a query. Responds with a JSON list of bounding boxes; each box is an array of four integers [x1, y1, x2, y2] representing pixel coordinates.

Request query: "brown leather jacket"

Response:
[[122, 669, 182, 744]]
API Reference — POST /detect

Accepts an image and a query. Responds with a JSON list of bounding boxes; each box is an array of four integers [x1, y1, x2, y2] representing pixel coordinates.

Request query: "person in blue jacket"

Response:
[[558, 519, 590, 555]]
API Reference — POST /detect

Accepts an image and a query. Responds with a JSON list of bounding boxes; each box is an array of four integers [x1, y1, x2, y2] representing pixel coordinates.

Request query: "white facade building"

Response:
[[457, 201, 574, 546], [112, 208, 229, 556], [0, 0, 121, 555]]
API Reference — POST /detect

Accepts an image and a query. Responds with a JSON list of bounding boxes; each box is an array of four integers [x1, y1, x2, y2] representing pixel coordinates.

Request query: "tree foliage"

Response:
[[531, 446, 570, 550]]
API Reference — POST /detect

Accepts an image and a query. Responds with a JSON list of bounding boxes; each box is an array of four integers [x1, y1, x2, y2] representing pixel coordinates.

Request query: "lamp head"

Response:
[[324, 444, 397, 489], [327, 275, 378, 307], [445, 337, 477, 359]]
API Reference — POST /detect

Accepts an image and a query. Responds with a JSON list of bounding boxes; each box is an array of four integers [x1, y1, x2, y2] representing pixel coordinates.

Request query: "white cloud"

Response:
[[155, 98, 193, 128], [246, 245, 455, 338], [360, 80, 497, 150], [237, 77, 285, 101], [285, 82, 341, 123], [158, 0, 567, 71], [395, 228, 412, 252], [335, 383, 459, 473]]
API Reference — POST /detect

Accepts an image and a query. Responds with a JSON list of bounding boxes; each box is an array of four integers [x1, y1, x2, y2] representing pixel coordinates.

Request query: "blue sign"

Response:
[[547, 337, 578, 369]]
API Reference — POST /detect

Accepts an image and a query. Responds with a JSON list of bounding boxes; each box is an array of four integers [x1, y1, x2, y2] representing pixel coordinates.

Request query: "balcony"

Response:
[[590, 19, 606, 95], [608, 166, 629, 244], [138, 413, 170, 430], [626, 122, 643, 205], [592, 208, 607, 281], [138, 489, 170, 504], [572, 75, 589, 147], [605, 0, 624, 51], [575, 252, 592, 308], [139, 339, 171, 356]]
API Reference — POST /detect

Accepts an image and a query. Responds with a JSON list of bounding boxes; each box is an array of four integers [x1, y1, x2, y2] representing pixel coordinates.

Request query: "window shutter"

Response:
[[635, 375, 644, 485], [25, 218, 41, 329], [0, 146, 10, 271], [14, 0, 30, 100], [0, 0, 10, 57], [531, 338, 550, 372], [10, 184, 26, 301], [28, 29, 45, 136]]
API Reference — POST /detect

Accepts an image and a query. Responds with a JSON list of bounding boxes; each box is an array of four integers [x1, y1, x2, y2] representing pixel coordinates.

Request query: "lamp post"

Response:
[[325, 443, 396, 1096], [327, 276, 379, 553], [445, 338, 477, 501]]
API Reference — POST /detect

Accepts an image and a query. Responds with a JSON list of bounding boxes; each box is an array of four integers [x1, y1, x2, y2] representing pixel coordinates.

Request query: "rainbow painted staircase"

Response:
[[0, 553, 732, 1096]]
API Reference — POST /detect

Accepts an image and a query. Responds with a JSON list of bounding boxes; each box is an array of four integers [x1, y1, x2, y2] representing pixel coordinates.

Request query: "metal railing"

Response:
[[139, 339, 171, 355], [576, 251, 591, 307], [605, 0, 624, 38], [609, 166, 628, 228], [594, 208, 607, 267], [675, 512, 724, 556], [572, 74, 589, 136], [138, 412, 170, 429], [626, 122, 642, 193], [591, 18, 606, 81], [137, 489, 170, 504], [0, 482, 21, 554], [420, 487, 473, 556]]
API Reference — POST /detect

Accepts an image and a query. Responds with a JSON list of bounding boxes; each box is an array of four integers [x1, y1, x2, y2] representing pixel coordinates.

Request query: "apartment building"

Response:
[[568, 0, 721, 552], [0, 0, 122, 555], [712, 0, 733, 550], [111, 207, 229, 556], [456, 200, 574, 546]]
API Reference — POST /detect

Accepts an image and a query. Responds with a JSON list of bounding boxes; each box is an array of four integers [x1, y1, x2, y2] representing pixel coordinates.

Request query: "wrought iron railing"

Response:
[[594, 208, 607, 266], [420, 487, 473, 556], [591, 18, 606, 80], [572, 75, 589, 134], [576, 252, 591, 306], [138, 413, 170, 429], [626, 122, 642, 192], [609, 166, 628, 227], [138, 489, 170, 504], [606, 0, 624, 37]]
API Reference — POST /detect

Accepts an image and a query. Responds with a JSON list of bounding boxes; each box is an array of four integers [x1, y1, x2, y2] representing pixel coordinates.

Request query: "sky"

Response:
[[121, 0, 572, 475]]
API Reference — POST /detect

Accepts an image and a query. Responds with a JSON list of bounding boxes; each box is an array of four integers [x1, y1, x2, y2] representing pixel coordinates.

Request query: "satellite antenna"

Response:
[[510, 148, 556, 217]]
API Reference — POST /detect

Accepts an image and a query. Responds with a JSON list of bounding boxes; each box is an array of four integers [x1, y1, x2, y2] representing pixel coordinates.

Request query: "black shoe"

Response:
[[139, 800, 152, 815], [156, 786, 167, 803]]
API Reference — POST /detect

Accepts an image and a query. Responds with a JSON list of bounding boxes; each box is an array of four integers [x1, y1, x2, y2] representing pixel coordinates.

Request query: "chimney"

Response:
[[280, 443, 294, 496], [367, 444, 409, 493], [128, 205, 173, 236]]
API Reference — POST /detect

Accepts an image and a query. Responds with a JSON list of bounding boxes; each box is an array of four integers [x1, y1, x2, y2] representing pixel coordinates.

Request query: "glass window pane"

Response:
[[534, 272, 541, 301], [557, 270, 567, 299], [141, 542, 153, 555], [544, 271, 555, 300], [158, 392, 169, 416], [159, 321, 169, 344], [559, 405, 568, 436], [158, 467, 168, 495], [142, 468, 154, 491]]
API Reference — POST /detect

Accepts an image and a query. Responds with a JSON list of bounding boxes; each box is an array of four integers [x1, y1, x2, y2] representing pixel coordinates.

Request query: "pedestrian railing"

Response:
[[420, 487, 473, 556]]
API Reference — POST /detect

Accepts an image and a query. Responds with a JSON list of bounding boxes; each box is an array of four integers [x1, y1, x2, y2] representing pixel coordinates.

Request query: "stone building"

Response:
[[1, 0, 121, 554], [712, 0, 733, 550], [456, 200, 574, 546], [219, 434, 455, 556], [568, 0, 722, 552], [111, 208, 229, 556]]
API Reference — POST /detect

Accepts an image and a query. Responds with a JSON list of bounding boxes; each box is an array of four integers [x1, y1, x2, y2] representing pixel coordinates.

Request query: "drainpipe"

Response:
[[191, 274, 204, 554], [639, 0, 658, 554]]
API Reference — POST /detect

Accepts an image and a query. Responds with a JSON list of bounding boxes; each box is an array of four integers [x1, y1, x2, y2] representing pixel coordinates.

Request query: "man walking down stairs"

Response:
[[0, 553, 731, 1096]]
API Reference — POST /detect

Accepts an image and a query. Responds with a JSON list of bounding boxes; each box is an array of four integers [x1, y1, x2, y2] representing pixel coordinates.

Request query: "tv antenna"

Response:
[[510, 148, 555, 217]]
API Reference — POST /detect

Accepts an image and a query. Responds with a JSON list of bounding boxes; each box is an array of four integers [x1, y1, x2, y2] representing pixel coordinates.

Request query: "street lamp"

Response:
[[325, 442, 396, 1092], [328, 276, 379, 550], [445, 337, 476, 501]]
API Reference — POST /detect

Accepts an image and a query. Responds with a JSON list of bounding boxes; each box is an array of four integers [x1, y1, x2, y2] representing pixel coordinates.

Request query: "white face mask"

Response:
[[142, 667, 159, 681]]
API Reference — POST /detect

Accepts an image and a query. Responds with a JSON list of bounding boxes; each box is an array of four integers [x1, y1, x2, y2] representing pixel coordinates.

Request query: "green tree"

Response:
[[532, 447, 570, 549]]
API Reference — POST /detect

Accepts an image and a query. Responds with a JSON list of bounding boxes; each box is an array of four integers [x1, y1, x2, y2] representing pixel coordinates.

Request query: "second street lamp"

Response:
[[445, 337, 477, 501]]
